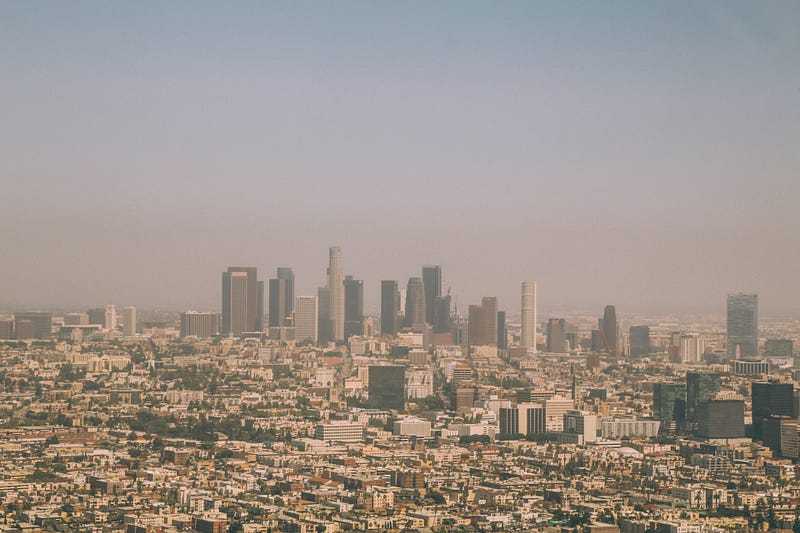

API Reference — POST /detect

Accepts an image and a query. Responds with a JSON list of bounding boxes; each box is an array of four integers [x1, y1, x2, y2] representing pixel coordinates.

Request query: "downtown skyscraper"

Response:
[[381, 280, 400, 336], [521, 281, 537, 351], [327, 246, 345, 342], [422, 265, 442, 325], [727, 292, 758, 358], [221, 267, 261, 335]]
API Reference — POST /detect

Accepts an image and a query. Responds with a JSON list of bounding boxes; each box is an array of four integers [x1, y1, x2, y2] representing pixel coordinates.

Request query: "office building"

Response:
[[696, 400, 745, 439], [752, 381, 795, 439], [381, 280, 400, 336], [601, 305, 617, 356], [563, 410, 598, 443], [521, 281, 537, 350], [14, 312, 53, 340], [222, 267, 259, 335], [314, 421, 364, 443], [601, 418, 661, 439], [653, 382, 687, 428], [734, 359, 770, 376], [680, 334, 705, 363], [686, 372, 721, 422], [497, 310, 507, 350], [64, 313, 88, 326], [268, 278, 287, 328], [629, 325, 650, 356], [256, 280, 265, 331], [404, 277, 426, 328], [0, 320, 13, 340], [294, 296, 318, 344], [344, 275, 364, 340], [368, 365, 405, 410], [422, 265, 442, 325], [482, 297, 498, 346], [547, 319, 567, 353], [180, 311, 220, 338], [499, 403, 545, 437], [432, 295, 451, 334], [765, 339, 793, 357], [105, 304, 117, 331], [468, 304, 486, 347], [122, 306, 136, 336], [88, 308, 106, 327], [277, 267, 294, 314], [327, 246, 345, 342], [317, 287, 332, 344], [727, 292, 758, 358]]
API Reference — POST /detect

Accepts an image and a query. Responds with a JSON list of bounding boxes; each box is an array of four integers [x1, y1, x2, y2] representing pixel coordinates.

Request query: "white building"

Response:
[[105, 304, 117, 331], [563, 410, 598, 443], [405, 369, 434, 399], [314, 421, 364, 443], [680, 334, 705, 363], [601, 417, 661, 439], [327, 246, 345, 342], [393, 417, 432, 437], [122, 306, 136, 336]]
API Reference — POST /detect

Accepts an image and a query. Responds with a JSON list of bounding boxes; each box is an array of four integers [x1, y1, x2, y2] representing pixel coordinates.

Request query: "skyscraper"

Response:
[[521, 282, 537, 351], [122, 306, 136, 336], [256, 280, 265, 331], [601, 305, 618, 356], [467, 304, 486, 347], [404, 277, 426, 328], [653, 382, 687, 428], [269, 278, 287, 328], [317, 287, 332, 344], [497, 310, 507, 350], [422, 265, 441, 325], [294, 296, 318, 344], [381, 280, 400, 336], [547, 319, 567, 353], [482, 297, 498, 347], [222, 267, 259, 335], [686, 372, 721, 423], [727, 293, 758, 358], [344, 275, 364, 340], [277, 267, 295, 314], [629, 326, 651, 357], [105, 304, 117, 331], [327, 246, 345, 342], [752, 380, 795, 439], [433, 295, 451, 334]]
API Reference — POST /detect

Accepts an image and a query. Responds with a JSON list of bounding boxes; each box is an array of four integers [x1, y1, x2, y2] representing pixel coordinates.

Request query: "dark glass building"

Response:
[[727, 292, 758, 358], [629, 325, 651, 356], [421, 265, 441, 325], [380, 280, 400, 336], [752, 380, 795, 439], [653, 382, 686, 429], [686, 372, 721, 422], [547, 319, 567, 353], [368, 366, 405, 410], [696, 400, 745, 439], [344, 275, 364, 340]]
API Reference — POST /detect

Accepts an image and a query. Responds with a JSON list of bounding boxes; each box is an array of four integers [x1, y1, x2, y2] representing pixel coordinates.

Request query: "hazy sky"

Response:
[[2, 2, 799, 316]]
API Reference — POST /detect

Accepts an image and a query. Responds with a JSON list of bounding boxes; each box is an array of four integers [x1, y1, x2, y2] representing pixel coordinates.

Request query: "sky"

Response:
[[1, 1, 799, 317]]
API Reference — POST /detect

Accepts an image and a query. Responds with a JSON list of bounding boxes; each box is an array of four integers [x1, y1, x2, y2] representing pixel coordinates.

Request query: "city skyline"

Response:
[[2, 2, 799, 316]]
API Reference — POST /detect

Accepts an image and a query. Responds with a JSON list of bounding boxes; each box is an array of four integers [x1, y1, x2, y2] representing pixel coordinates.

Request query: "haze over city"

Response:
[[2, 1, 799, 315]]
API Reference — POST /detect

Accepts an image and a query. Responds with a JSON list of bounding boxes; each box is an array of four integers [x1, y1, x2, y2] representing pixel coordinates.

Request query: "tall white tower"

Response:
[[328, 246, 345, 342], [105, 304, 117, 331], [295, 296, 319, 344], [521, 282, 537, 351], [123, 306, 136, 336]]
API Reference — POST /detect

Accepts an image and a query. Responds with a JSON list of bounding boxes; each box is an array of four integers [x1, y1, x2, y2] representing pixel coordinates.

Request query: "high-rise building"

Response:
[[653, 382, 687, 429], [0, 320, 13, 340], [752, 381, 796, 439], [482, 297, 498, 347], [368, 366, 405, 410], [422, 265, 441, 325], [765, 339, 794, 357], [432, 295, 451, 334], [105, 304, 117, 331], [547, 319, 567, 353], [680, 334, 705, 363], [629, 326, 650, 356], [180, 311, 220, 338], [499, 403, 545, 437], [344, 275, 364, 340], [381, 280, 400, 336], [601, 305, 617, 356], [327, 246, 345, 342], [222, 267, 259, 335], [696, 400, 745, 439], [64, 313, 88, 326], [277, 267, 295, 315], [268, 278, 287, 328], [521, 282, 537, 351], [727, 293, 758, 358], [686, 372, 721, 422], [88, 308, 106, 327], [497, 311, 507, 350], [122, 306, 136, 336], [468, 304, 486, 347], [404, 277, 426, 328], [14, 312, 53, 340], [317, 287, 332, 344], [294, 296, 318, 344]]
